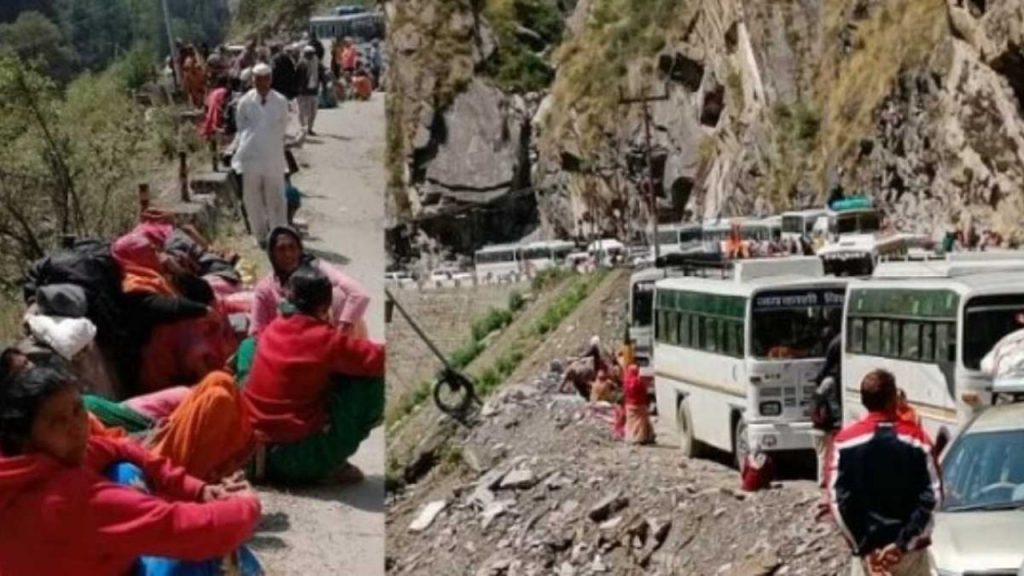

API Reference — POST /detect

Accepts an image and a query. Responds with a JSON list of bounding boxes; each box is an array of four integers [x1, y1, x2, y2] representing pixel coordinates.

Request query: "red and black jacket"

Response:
[[825, 412, 943, 557]]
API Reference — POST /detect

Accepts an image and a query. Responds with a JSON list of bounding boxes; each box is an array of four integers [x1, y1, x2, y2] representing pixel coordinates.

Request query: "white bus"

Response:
[[781, 209, 828, 242], [474, 243, 521, 280], [519, 240, 576, 272], [842, 262, 1024, 445], [653, 257, 847, 468], [655, 223, 703, 257]]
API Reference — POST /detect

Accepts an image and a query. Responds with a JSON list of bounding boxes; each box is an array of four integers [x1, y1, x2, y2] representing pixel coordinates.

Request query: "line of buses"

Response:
[[633, 252, 1024, 469]]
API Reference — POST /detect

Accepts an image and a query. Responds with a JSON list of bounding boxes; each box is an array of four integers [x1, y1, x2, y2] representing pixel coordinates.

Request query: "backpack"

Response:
[[810, 376, 841, 431], [23, 239, 126, 347]]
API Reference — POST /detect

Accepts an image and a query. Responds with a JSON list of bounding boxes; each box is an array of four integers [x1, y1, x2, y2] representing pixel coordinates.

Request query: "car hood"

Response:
[[931, 510, 1024, 573]]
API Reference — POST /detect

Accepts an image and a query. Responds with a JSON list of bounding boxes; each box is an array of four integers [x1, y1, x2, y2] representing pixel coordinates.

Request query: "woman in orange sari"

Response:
[[182, 46, 207, 108]]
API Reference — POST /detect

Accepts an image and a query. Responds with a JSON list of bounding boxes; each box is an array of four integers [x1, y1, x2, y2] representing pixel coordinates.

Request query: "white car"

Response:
[[930, 401, 1024, 575]]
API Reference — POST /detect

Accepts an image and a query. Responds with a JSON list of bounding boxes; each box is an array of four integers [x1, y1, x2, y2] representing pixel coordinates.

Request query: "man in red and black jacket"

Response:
[[825, 369, 942, 576]]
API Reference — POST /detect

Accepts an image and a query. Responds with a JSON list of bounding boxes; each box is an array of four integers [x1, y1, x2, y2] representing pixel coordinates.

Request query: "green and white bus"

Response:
[[842, 262, 1024, 444], [653, 257, 847, 467]]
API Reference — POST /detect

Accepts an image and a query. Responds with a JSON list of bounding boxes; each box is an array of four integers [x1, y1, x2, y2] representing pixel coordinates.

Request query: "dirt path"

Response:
[[253, 93, 386, 575]]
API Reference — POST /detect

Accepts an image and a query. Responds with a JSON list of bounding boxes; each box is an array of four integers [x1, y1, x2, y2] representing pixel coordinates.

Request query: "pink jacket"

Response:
[[250, 260, 370, 336]]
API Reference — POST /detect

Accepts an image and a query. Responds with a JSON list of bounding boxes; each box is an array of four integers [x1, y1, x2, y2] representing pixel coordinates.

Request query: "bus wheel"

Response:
[[677, 398, 704, 459], [733, 416, 750, 471]]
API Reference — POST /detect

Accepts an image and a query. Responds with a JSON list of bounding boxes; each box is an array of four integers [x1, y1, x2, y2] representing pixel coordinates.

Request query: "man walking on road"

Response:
[[232, 63, 289, 247], [297, 46, 324, 136], [826, 369, 942, 576]]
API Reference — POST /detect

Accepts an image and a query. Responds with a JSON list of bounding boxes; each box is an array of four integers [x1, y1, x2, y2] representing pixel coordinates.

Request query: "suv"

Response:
[[931, 401, 1024, 575]]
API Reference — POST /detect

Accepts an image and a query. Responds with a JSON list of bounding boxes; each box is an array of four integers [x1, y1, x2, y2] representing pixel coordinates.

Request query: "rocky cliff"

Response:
[[385, 0, 1024, 252]]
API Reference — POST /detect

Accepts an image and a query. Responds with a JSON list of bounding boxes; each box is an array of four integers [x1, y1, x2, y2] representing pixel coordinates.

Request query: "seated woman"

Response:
[[0, 366, 261, 574], [241, 265, 384, 484], [249, 227, 370, 340], [113, 232, 235, 394]]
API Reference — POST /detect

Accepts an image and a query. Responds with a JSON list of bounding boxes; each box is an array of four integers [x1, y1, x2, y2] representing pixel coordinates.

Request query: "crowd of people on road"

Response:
[[177, 32, 384, 249], [0, 33, 383, 576]]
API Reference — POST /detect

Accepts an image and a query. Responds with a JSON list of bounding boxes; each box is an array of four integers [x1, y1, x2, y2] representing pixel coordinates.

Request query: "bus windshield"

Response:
[[782, 216, 805, 235], [632, 281, 655, 327], [963, 294, 1024, 369], [476, 250, 516, 264], [751, 289, 845, 359], [656, 230, 679, 245], [836, 211, 881, 235], [679, 228, 702, 243]]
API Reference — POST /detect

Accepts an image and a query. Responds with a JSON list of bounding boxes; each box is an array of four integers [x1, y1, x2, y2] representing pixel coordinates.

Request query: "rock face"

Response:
[[387, 0, 1024, 250], [421, 80, 530, 201], [384, 0, 542, 254]]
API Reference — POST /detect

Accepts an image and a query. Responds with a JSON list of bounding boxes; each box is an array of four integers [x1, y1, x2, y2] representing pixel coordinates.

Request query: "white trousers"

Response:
[[298, 95, 318, 131], [241, 171, 287, 243]]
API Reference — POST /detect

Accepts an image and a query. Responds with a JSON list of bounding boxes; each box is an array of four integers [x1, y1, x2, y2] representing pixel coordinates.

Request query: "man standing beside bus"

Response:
[[825, 369, 941, 576]]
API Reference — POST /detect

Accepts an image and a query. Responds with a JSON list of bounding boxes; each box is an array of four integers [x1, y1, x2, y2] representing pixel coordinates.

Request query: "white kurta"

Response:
[[232, 89, 289, 242]]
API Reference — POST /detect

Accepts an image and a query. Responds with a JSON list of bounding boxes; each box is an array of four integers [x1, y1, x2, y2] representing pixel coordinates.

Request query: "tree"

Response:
[[0, 11, 75, 82], [0, 55, 146, 288]]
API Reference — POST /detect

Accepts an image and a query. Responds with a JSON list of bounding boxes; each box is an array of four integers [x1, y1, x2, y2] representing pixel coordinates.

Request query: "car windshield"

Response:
[[942, 427, 1024, 511], [963, 295, 1024, 370], [751, 289, 844, 359], [632, 281, 655, 327]]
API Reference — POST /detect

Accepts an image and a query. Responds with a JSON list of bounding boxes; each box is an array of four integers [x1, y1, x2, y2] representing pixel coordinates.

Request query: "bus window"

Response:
[[963, 295, 1024, 369], [880, 320, 896, 357], [921, 323, 935, 361], [632, 281, 655, 327], [865, 319, 881, 354], [849, 318, 865, 352], [936, 322, 955, 363], [679, 314, 691, 346], [705, 318, 719, 352], [667, 312, 679, 345], [901, 322, 921, 359]]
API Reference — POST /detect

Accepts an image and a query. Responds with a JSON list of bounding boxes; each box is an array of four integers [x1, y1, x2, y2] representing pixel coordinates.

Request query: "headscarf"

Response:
[[266, 226, 313, 283], [111, 233, 175, 296]]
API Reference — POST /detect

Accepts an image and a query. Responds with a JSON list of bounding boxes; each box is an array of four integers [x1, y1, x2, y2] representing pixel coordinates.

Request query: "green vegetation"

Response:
[[471, 307, 515, 341], [472, 270, 606, 398], [814, 0, 947, 186], [545, 0, 694, 154], [386, 284, 531, 427], [508, 290, 525, 312], [768, 101, 821, 208], [0, 1, 230, 82], [0, 55, 180, 293], [481, 0, 563, 93]]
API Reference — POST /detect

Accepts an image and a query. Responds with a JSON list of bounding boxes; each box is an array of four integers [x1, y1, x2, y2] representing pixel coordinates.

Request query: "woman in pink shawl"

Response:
[[249, 227, 370, 338], [200, 76, 230, 139]]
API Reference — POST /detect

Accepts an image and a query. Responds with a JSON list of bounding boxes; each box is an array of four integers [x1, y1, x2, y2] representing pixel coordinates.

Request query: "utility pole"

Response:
[[619, 84, 669, 262], [160, 0, 180, 90]]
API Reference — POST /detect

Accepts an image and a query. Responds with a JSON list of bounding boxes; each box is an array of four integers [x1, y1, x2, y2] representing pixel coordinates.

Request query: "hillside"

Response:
[[384, 0, 1024, 253]]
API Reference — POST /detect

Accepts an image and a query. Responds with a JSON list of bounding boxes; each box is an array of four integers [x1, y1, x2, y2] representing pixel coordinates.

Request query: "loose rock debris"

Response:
[[388, 362, 850, 575]]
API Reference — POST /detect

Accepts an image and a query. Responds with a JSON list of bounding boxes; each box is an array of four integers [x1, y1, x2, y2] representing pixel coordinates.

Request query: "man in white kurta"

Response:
[[232, 63, 289, 246]]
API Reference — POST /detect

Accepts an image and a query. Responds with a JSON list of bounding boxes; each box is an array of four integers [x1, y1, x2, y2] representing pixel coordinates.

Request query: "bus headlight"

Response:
[[760, 401, 782, 416]]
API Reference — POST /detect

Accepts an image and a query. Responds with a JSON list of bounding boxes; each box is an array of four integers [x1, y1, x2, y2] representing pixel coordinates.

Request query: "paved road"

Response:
[[253, 93, 386, 576]]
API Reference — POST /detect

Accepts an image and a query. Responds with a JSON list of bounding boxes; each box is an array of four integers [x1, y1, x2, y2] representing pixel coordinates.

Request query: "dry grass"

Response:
[[813, 0, 948, 184], [542, 0, 694, 157]]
